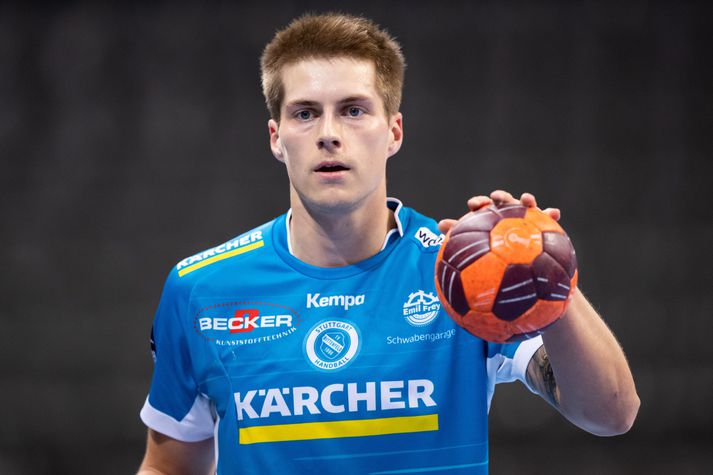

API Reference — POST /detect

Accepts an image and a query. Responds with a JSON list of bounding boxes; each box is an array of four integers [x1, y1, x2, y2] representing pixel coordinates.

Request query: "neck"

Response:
[[288, 192, 396, 267]]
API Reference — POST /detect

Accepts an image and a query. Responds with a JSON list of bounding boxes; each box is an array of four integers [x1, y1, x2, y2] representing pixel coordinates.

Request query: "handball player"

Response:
[[137, 13, 639, 474]]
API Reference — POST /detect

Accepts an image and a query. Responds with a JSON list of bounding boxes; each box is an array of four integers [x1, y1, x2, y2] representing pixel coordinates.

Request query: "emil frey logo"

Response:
[[402, 290, 441, 327], [304, 320, 361, 371]]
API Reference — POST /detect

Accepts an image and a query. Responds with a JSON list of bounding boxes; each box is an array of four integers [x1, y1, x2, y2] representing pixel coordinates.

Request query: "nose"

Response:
[[317, 114, 342, 152]]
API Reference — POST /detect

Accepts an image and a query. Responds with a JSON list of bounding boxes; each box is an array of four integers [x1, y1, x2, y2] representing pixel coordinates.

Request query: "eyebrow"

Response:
[[338, 95, 373, 105], [285, 100, 319, 109], [285, 96, 374, 109]]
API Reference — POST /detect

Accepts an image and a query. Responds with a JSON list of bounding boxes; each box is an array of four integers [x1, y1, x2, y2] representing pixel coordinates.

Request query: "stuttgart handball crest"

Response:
[[320, 331, 347, 359], [435, 204, 578, 343], [304, 320, 361, 371]]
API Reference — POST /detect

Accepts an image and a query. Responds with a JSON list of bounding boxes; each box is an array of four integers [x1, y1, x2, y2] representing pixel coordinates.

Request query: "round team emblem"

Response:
[[304, 320, 361, 371]]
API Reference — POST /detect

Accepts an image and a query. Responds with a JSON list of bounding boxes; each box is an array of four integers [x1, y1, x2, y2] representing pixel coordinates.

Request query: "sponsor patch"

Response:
[[414, 227, 444, 248], [194, 301, 300, 346], [233, 379, 437, 422], [304, 320, 361, 371], [177, 231, 264, 277], [306, 293, 365, 310], [402, 290, 441, 327], [386, 329, 456, 345]]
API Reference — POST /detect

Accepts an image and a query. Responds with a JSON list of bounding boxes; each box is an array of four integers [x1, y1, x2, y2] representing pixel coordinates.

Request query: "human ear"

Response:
[[387, 113, 403, 158], [268, 119, 284, 162]]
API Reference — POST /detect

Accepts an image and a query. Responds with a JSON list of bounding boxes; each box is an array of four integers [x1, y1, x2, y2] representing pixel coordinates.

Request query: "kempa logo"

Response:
[[414, 227, 444, 248], [304, 320, 361, 371], [403, 290, 441, 327], [306, 293, 365, 311]]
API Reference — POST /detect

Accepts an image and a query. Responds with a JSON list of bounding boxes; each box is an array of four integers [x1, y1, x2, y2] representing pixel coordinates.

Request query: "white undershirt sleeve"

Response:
[[141, 393, 215, 442], [485, 335, 543, 410]]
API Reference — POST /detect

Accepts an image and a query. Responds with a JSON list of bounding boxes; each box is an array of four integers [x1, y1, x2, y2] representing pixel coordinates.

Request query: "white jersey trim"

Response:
[[386, 197, 405, 236], [140, 394, 215, 442], [485, 335, 543, 411], [285, 209, 294, 256], [213, 411, 221, 468], [510, 336, 545, 393]]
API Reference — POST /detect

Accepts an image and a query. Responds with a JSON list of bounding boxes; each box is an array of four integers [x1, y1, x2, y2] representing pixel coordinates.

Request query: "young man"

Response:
[[138, 13, 639, 474]]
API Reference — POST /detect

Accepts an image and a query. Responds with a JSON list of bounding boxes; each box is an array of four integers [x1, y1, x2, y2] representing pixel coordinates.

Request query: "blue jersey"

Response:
[[141, 199, 542, 474]]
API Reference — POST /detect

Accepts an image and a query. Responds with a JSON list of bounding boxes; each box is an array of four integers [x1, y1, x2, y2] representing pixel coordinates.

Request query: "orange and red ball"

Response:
[[435, 204, 578, 343]]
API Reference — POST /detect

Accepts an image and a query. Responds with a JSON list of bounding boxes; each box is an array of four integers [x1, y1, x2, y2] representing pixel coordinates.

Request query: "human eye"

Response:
[[345, 106, 365, 118], [294, 109, 314, 121]]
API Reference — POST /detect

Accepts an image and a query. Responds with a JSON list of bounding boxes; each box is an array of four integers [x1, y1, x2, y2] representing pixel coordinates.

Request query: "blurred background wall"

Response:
[[1, 1, 711, 473]]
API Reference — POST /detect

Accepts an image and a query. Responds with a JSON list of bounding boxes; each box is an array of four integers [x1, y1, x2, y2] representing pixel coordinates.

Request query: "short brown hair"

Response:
[[260, 13, 405, 121]]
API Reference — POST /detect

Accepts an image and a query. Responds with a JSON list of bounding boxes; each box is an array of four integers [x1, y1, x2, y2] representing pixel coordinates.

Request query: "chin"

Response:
[[313, 197, 360, 214], [300, 191, 364, 215]]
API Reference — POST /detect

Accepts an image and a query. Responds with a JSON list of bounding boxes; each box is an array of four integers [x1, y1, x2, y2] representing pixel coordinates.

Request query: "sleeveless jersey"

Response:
[[141, 198, 542, 474]]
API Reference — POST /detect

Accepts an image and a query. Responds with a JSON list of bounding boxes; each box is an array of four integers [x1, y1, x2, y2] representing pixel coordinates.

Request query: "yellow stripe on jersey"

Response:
[[178, 241, 264, 277], [239, 414, 438, 445]]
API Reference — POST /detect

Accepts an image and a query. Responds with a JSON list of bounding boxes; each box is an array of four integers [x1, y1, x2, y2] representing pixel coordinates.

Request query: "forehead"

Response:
[[280, 57, 378, 104]]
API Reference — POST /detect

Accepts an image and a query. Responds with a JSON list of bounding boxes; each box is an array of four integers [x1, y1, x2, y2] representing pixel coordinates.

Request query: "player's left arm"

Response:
[[439, 190, 640, 436], [507, 190, 639, 436], [528, 286, 640, 436]]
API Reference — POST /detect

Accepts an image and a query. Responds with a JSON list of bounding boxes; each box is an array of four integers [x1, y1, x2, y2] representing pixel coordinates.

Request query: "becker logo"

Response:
[[194, 301, 300, 347], [198, 310, 292, 333], [306, 293, 365, 311]]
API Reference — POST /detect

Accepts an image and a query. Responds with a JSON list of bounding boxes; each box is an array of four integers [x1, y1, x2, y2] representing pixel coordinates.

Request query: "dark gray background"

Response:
[[2, 1, 712, 473]]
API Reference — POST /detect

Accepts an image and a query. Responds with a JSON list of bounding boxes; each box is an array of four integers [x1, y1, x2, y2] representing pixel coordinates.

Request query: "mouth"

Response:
[[314, 162, 351, 173]]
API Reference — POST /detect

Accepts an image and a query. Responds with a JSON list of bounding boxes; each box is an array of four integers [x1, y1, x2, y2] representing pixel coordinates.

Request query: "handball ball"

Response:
[[435, 203, 578, 343]]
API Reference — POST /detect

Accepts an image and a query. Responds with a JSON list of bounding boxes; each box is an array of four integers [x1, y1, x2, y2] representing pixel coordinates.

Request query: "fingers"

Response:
[[519, 192, 537, 208], [468, 191, 537, 209], [467, 195, 493, 211], [490, 190, 543, 211], [489, 189, 517, 206], [443, 191, 562, 232], [437, 218, 458, 234], [542, 207, 561, 221]]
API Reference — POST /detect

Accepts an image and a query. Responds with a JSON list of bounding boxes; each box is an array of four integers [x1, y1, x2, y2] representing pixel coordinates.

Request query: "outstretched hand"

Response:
[[437, 190, 561, 234]]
